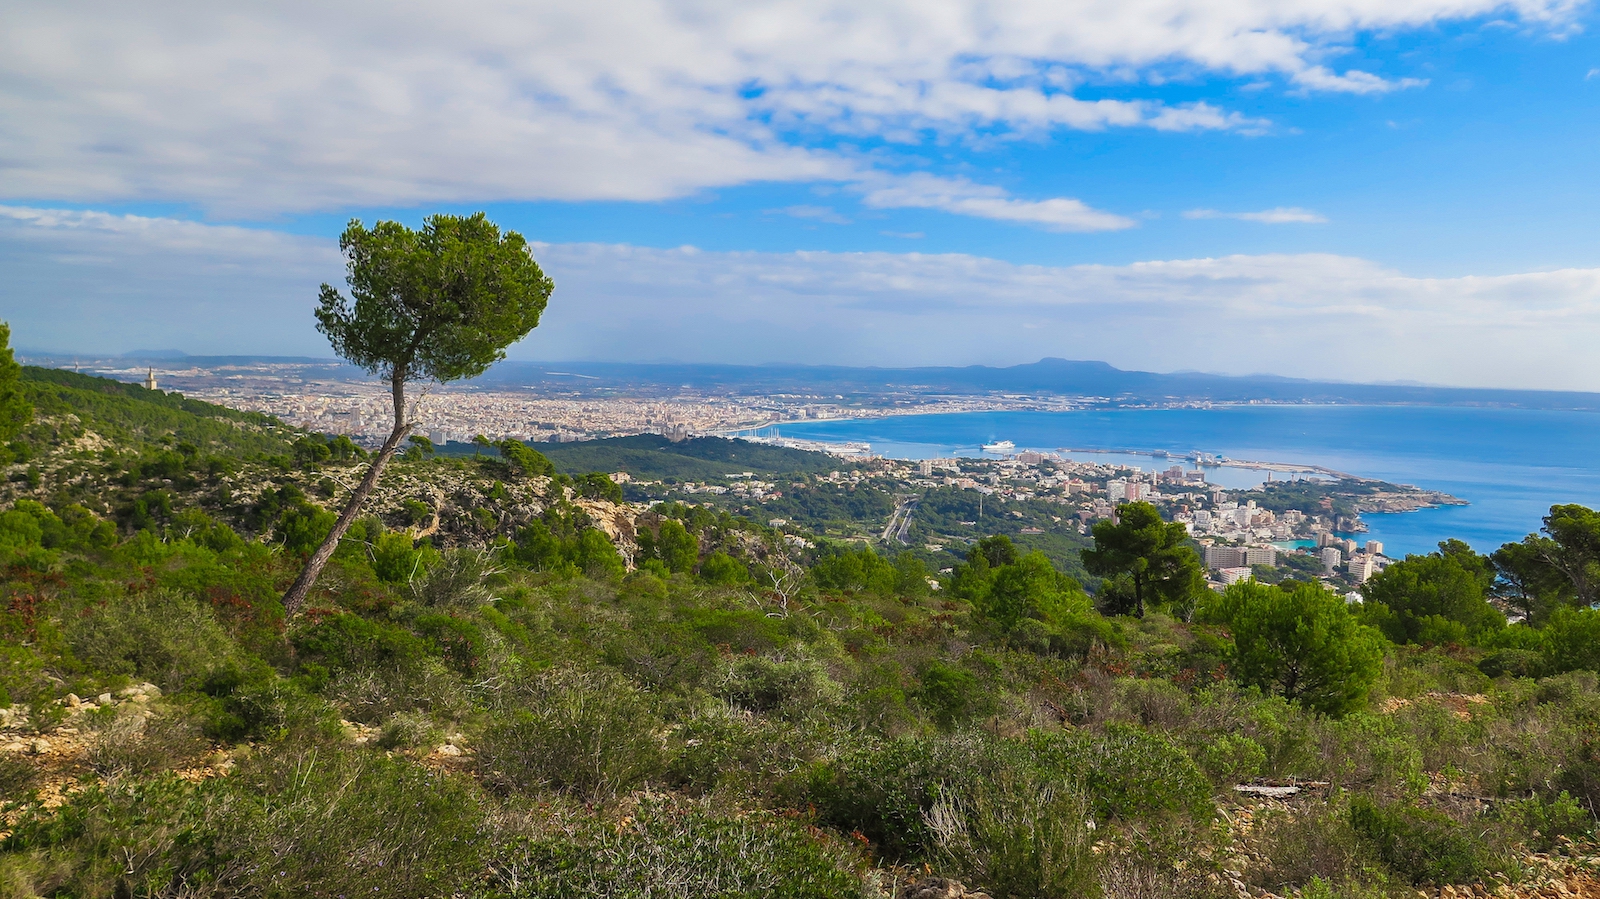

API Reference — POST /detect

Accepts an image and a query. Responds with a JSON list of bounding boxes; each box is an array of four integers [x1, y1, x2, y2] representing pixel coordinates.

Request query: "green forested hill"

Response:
[[470, 433, 855, 480], [21, 366, 295, 457]]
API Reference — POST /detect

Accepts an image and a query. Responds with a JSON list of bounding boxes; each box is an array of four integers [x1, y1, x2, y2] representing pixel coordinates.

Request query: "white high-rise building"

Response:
[[1108, 480, 1128, 503], [1243, 545, 1277, 567], [1348, 555, 1375, 584], [1365, 540, 1384, 557], [1219, 567, 1253, 585], [1320, 547, 1343, 573], [1206, 546, 1246, 569]]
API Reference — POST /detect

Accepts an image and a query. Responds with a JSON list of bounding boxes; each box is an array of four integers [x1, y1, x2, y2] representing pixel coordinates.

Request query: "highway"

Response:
[[881, 495, 920, 544]]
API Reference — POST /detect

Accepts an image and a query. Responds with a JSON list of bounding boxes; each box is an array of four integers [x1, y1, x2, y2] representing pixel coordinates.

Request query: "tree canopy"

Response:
[[1491, 505, 1600, 623], [1201, 580, 1386, 717], [1360, 539, 1503, 645], [1081, 502, 1204, 617], [0, 321, 35, 460], [314, 213, 553, 386]]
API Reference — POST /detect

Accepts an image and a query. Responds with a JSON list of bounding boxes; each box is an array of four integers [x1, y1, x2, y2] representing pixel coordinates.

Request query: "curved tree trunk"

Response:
[[281, 375, 409, 618]]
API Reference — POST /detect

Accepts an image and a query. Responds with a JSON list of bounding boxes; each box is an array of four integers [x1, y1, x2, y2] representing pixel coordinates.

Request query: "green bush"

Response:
[[1032, 724, 1215, 824], [916, 660, 989, 729], [807, 732, 1012, 860], [87, 710, 206, 778], [569, 529, 625, 579], [1247, 803, 1383, 895], [926, 773, 1098, 899], [1194, 732, 1267, 784], [1493, 792, 1594, 852], [699, 550, 749, 585], [372, 530, 429, 583], [1543, 606, 1600, 675], [717, 654, 840, 719], [196, 664, 341, 743], [479, 668, 668, 802], [0, 753, 39, 802], [487, 800, 863, 899], [67, 590, 237, 692], [1478, 648, 1547, 679], [1348, 797, 1495, 886]]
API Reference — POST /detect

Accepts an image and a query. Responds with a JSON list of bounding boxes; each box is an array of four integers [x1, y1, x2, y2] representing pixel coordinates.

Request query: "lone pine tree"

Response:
[[280, 213, 553, 617]]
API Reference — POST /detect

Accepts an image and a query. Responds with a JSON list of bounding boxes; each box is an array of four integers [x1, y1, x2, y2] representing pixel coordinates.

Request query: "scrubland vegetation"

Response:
[[1, 333, 1599, 899]]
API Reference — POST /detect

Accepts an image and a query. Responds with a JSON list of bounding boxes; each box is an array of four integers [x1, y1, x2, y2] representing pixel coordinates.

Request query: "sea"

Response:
[[754, 405, 1600, 558]]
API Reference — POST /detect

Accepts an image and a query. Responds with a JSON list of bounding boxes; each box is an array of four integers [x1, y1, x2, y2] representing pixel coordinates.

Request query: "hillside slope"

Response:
[[20, 366, 295, 457]]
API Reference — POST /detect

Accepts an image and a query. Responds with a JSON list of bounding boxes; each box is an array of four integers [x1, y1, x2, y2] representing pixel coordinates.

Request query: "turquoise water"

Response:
[[762, 406, 1600, 557]]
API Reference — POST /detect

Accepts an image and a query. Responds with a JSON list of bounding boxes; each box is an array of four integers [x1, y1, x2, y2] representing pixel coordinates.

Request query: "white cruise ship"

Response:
[[981, 440, 1015, 453]]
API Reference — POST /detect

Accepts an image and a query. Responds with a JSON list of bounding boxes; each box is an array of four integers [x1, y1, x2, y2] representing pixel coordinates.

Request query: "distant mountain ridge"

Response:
[[471, 357, 1600, 412], [21, 351, 1600, 412]]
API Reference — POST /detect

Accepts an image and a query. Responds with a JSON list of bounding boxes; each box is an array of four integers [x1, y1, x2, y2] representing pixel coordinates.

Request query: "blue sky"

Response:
[[2, 1, 1599, 388]]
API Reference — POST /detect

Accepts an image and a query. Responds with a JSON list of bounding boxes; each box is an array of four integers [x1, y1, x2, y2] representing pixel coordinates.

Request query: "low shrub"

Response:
[[486, 800, 864, 899], [1492, 792, 1594, 852], [377, 710, 444, 752], [0, 753, 39, 802], [66, 590, 237, 692], [6, 750, 486, 898], [87, 710, 207, 778], [667, 708, 828, 796], [1194, 732, 1267, 784], [409, 548, 501, 609], [1479, 649, 1546, 680], [324, 659, 470, 726], [195, 665, 342, 744], [807, 732, 1014, 860], [1031, 724, 1215, 824], [716, 654, 840, 719], [478, 668, 668, 802], [1348, 797, 1496, 886], [926, 773, 1098, 899], [1247, 803, 1382, 893], [221, 747, 487, 898]]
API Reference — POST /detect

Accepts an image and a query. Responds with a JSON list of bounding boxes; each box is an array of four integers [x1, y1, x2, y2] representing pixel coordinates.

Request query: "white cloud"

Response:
[[860, 175, 1136, 232], [0, 0, 1575, 215], [0, 206, 340, 355], [766, 205, 853, 224], [1185, 207, 1329, 223], [5, 206, 1600, 391], [1292, 67, 1429, 94]]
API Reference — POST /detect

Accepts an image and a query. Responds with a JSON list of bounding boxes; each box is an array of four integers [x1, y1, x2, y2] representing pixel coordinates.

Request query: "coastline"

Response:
[[733, 407, 1474, 522]]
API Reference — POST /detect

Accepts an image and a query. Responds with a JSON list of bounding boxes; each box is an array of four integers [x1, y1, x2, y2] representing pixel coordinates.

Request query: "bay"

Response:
[[760, 405, 1600, 558]]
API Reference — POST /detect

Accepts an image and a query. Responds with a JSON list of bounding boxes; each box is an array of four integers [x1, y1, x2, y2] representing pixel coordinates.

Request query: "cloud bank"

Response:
[[3, 206, 1598, 392], [0, 0, 1578, 218]]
